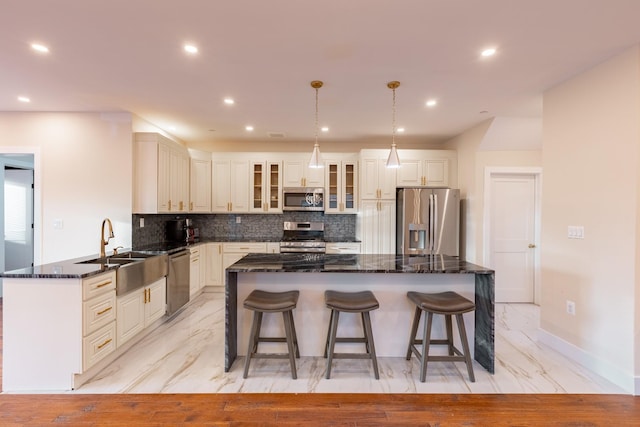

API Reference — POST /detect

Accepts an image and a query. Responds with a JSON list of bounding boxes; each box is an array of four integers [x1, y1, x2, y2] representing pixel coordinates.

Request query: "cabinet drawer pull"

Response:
[[192, 258, 199, 263], [97, 338, 112, 350], [95, 280, 112, 289], [97, 306, 112, 315]]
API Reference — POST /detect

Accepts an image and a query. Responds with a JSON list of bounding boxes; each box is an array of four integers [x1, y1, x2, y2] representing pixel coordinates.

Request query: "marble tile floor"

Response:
[[74, 292, 626, 394]]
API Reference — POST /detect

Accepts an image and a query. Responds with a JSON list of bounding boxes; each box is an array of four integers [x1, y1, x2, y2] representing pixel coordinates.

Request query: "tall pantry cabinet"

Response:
[[358, 150, 397, 254]]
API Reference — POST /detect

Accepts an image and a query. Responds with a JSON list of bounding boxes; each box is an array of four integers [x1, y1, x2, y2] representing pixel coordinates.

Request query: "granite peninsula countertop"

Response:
[[227, 253, 493, 274]]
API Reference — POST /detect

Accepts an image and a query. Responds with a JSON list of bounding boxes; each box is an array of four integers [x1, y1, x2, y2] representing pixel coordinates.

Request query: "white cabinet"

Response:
[[222, 242, 268, 270], [134, 132, 190, 214], [325, 157, 358, 214], [82, 272, 117, 371], [212, 158, 250, 213], [283, 157, 325, 187], [326, 242, 361, 254], [396, 150, 457, 188], [359, 199, 396, 254], [359, 150, 397, 200], [116, 278, 166, 347], [189, 246, 202, 298], [189, 151, 212, 212], [205, 242, 224, 290], [250, 161, 282, 213], [266, 242, 280, 253]]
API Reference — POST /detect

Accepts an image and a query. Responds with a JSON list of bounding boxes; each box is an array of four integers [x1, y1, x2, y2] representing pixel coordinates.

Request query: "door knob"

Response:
[[528, 244, 536, 248]]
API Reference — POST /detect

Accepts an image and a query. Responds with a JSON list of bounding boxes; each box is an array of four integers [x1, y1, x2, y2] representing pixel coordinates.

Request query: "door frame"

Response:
[[482, 166, 542, 304], [1, 147, 42, 267]]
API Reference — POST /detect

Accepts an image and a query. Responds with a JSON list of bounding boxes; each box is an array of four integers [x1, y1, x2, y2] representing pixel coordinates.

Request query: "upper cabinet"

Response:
[[396, 149, 458, 188], [359, 150, 397, 200], [283, 156, 325, 187], [133, 132, 190, 214], [325, 155, 358, 214], [188, 149, 212, 212], [250, 160, 282, 213], [212, 157, 250, 213]]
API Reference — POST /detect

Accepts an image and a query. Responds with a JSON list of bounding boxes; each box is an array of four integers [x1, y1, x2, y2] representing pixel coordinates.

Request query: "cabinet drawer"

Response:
[[326, 242, 361, 254], [83, 291, 116, 336], [82, 271, 116, 301], [83, 321, 116, 371], [223, 242, 267, 253]]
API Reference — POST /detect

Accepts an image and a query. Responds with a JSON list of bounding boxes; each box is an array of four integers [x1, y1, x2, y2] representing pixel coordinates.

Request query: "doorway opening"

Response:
[[0, 152, 38, 297]]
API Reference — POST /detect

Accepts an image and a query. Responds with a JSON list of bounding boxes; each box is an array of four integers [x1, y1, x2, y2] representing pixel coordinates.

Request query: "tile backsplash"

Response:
[[132, 212, 356, 246]]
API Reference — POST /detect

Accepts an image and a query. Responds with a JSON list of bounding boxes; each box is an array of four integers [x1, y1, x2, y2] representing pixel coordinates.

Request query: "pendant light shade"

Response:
[[386, 81, 401, 168], [309, 80, 324, 169]]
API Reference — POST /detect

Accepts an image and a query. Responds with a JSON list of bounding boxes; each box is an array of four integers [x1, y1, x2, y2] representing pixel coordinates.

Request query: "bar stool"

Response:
[[406, 291, 476, 382], [324, 290, 380, 379], [242, 289, 300, 379]]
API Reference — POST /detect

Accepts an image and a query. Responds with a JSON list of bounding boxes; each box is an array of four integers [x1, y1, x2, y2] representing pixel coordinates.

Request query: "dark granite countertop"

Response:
[[227, 253, 493, 274]]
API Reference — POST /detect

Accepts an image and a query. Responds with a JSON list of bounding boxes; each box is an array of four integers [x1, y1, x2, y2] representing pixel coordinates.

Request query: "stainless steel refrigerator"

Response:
[[396, 187, 460, 256]]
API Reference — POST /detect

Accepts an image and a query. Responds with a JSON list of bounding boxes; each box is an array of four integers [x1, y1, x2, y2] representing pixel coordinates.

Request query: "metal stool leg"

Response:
[[362, 311, 379, 379], [325, 309, 340, 379], [456, 313, 475, 382], [288, 310, 300, 358], [243, 311, 262, 379], [419, 311, 434, 383], [406, 306, 422, 360], [445, 314, 454, 356], [282, 310, 298, 379]]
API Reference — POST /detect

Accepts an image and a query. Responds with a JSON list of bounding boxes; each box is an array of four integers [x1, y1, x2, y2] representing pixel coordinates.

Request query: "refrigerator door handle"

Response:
[[429, 193, 434, 252], [433, 193, 439, 253]]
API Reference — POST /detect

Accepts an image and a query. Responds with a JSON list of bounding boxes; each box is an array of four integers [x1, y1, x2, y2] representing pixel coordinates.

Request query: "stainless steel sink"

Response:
[[76, 252, 168, 295]]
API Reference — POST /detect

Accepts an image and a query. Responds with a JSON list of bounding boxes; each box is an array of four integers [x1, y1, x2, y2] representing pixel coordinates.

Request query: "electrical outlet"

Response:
[[53, 219, 63, 229], [566, 300, 576, 315], [139, 217, 145, 228], [236, 216, 241, 224]]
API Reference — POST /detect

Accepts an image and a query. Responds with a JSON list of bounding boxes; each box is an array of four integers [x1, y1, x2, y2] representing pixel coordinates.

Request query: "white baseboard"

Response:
[[538, 328, 635, 394]]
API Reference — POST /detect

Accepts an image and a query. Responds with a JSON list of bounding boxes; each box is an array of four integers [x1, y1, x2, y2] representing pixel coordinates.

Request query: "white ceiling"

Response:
[[3, 0, 640, 147]]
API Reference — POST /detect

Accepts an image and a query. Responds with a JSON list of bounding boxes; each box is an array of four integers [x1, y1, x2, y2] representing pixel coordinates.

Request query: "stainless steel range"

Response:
[[280, 221, 326, 253]]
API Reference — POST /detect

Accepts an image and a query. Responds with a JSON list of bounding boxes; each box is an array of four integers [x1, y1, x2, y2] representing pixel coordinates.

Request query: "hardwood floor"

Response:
[[1, 298, 639, 426]]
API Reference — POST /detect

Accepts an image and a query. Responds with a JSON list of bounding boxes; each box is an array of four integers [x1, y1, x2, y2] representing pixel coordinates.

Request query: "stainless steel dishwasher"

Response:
[[166, 249, 190, 316]]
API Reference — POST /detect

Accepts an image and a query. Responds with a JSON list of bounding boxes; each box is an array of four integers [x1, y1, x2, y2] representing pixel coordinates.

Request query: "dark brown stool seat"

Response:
[[324, 290, 380, 379], [406, 291, 476, 382], [243, 289, 300, 379]]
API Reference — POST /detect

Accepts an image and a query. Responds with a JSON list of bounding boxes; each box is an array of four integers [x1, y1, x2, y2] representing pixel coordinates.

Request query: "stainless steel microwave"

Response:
[[282, 187, 325, 211]]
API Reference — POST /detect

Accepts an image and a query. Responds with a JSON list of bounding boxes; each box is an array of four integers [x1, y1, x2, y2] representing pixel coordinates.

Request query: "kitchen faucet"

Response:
[[100, 218, 115, 258]]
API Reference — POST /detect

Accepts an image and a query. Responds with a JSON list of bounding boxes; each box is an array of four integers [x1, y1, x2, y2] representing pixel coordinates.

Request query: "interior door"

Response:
[[489, 173, 536, 302], [4, 168, 34, 271]]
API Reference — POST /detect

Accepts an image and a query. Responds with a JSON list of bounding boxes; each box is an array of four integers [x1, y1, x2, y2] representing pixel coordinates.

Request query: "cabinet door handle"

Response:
[[97, 338, 112, 350], [97, 306, 112, 316], [190, 202, 194, 211], [168, 200, 172, 210], [95, 280, 112, 289]]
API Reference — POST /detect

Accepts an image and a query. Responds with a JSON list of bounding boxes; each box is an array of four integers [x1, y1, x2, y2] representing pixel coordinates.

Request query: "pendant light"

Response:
[[386, 80, 401, 168], [308, 80, 324, 169]]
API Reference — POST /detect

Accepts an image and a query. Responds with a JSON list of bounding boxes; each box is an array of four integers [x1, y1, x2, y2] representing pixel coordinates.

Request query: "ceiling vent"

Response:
[[267, 132, 286, 138]]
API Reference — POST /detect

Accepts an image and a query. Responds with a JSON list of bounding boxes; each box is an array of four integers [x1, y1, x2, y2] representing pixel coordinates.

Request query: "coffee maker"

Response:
[[166, 219, 199, 243]]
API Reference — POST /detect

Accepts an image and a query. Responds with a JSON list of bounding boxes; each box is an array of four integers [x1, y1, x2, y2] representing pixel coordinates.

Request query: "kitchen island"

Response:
[[225, 253, 495, 374]]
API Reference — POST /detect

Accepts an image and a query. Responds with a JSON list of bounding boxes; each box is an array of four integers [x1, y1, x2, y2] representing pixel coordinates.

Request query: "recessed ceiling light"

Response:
[[425, 99, 437, 107], [17, 96, 30, 103], [224, 98, 235, 105], [397, 127, 405, 133], [184, 44, 198, 54], [481, 47, 497, 57], [321, 126, 329, 132], [245, 125, 254, 131], [31, 43, 49, 53]]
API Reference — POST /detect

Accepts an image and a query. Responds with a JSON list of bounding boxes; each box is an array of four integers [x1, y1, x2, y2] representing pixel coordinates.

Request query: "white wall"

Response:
[[0, 112, 133, 264], [444, 119, 542, 263], [541, 45, 640, 393]]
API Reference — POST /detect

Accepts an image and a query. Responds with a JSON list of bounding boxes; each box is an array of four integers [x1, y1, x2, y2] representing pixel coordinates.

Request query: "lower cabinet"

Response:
[[116, 277, 167, 347], [82, 272, 117, 371], [205, 242, 224, 289], [326, 242, 361, 254], [359, 199, 396, 254], [189, 245, 202, 298]]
